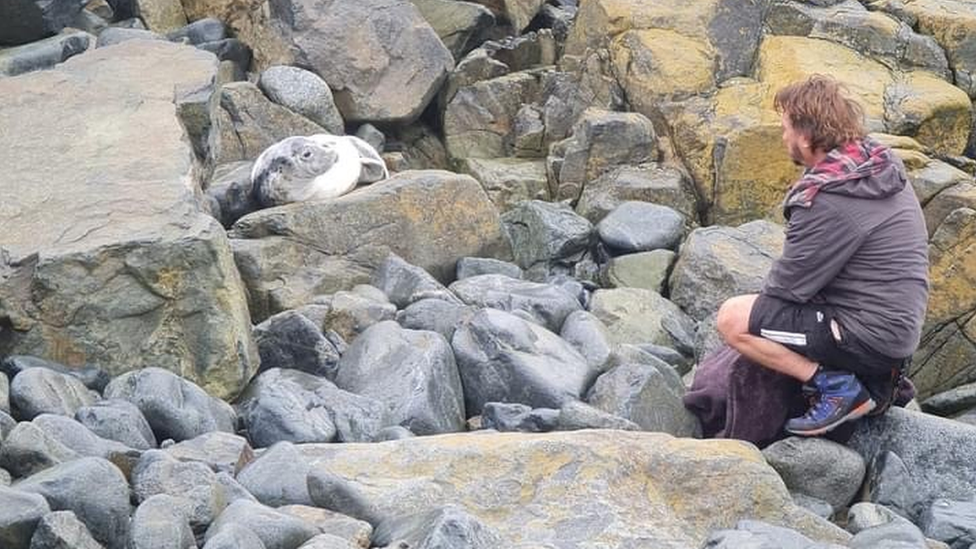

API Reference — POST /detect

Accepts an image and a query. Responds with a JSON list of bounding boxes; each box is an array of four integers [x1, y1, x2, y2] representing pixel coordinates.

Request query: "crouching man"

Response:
[[716, 75, 929, 436]]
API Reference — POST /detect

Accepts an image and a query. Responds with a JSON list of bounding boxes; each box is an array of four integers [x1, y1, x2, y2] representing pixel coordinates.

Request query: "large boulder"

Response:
[[31, 510, 105, 549], [9, 368, 98, 421], [669, 36, 971, 225], [230, 171, 510, 309], [128, 495, 196, 549], [0, 41, 258, 400], [669, 221, 784, 321], [912, 208, 976, 397], [868, 0, 976, 98], [564, 0, 768, 103], [849, 408, 976, 513], [265, 0, 453, 124], [499, 200, 594, 271], [575, 164, 699, 224], [451, 308, 598, 416], [335, 322, 466, 435], [766, 0, 950, 77], [258, 66, 345, 135], [298, 430, 850, 546], [205, 500, 318, 549], [132, 450, 224, 531], [548, 108, 659, 203], [762, 437, 867, 511]]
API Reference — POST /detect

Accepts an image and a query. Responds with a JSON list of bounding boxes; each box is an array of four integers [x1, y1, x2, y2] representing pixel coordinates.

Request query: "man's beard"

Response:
[[789, 143, 805, 166]]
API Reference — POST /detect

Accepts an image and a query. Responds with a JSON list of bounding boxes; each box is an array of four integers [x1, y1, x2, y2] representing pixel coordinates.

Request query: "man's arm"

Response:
[[763, 202, 864, 303]]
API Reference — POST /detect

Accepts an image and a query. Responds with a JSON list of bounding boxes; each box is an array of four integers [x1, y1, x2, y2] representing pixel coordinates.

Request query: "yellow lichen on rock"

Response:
[[611, 29, 717, 106], [301, 430, 850, 547]]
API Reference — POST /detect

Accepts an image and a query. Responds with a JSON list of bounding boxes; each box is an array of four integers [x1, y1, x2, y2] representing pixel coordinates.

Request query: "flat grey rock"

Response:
[[449, 274, 582, 332], [763, 437, 866, 511]]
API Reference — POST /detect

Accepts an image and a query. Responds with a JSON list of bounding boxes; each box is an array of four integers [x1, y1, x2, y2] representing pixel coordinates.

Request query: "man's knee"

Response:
[[717, 294, 757, 341]]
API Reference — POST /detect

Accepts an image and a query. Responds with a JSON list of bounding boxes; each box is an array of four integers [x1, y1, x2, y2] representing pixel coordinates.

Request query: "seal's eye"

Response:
[[301, 149, 313, 160]]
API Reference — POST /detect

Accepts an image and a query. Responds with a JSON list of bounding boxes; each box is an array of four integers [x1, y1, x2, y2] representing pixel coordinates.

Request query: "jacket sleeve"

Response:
[[762, 202, 864, 303]]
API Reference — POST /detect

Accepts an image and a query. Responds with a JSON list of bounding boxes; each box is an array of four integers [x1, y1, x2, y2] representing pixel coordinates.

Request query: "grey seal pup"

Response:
[[250, 134, 389, 208]]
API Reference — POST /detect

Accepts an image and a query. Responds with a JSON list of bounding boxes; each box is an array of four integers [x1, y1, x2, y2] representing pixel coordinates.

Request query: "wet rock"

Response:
[[669, 221, 784, 321], [0, 32, 92, 77], [372, 505, 503, 549], [162, 432, 251, 474], [481, 402, 559, 432], [395, 299, 477, 340], [559, 310, 613, 373], [204, 161, 259, 229], [371, 254, 460, 309], [132, 450, 223, 531], [456, 257, 523, 280]]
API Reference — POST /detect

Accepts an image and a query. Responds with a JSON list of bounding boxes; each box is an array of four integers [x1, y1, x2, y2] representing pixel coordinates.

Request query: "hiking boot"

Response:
[[785, 370, 876, 436]]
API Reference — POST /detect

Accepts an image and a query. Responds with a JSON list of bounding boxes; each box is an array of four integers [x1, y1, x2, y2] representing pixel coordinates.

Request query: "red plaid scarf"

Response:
[[785, 137, 895, 209]]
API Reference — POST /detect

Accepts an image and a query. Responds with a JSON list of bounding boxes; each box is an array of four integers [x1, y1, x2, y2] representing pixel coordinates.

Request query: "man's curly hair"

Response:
[[774, 75, 866, 153]]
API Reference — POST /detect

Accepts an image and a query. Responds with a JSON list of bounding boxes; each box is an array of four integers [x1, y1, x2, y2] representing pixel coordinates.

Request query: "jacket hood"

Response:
[[785, 138, 907, 210]]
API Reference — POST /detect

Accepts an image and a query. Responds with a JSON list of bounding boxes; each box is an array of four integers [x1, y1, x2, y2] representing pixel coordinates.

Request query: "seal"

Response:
[[250, 134, 389, 208]]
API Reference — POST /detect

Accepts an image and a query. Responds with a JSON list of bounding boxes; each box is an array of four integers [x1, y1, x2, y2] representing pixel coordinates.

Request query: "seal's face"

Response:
[[287, 137, 339, 178]]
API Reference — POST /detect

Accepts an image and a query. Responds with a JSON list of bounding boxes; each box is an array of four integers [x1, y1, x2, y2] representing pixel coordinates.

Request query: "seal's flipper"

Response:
[[346, 135, 389, 183]]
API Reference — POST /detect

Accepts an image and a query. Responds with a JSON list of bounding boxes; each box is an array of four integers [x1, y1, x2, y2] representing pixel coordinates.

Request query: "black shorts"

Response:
[[748, 294, 905, 398]]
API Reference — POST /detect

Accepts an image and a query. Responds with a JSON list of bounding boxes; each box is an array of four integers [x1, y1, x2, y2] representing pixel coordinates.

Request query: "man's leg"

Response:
[[716, 294, 818, 382], [716, 293, 875, 436]]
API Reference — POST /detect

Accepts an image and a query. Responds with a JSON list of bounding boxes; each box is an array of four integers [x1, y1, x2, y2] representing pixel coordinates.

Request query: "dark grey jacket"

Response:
[[762, 154, 929, 359]]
